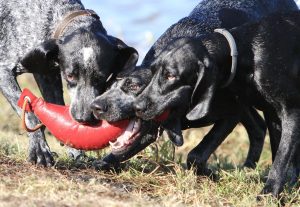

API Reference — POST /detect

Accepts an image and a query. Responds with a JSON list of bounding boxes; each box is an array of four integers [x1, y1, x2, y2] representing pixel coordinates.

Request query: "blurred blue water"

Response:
[[82, 0, 300, 63], [82, 0, 199, 62]]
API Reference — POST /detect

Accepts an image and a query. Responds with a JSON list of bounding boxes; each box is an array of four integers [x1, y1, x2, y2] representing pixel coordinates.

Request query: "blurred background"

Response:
[[83, 0, 300, 64], [82, 0, 199, 63]]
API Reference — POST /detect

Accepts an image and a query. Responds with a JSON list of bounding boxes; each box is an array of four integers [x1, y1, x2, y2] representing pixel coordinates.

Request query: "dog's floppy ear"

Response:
[[186, 57, 217, 120], [163, 118, 184, 147], [118, 47, 139, 72], [21, 39, 59, 73], [112, 37, 139, 73]]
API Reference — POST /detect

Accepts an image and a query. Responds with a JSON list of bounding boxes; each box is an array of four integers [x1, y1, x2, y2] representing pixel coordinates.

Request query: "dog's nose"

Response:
[[73, 113, 97, 124], [134, 101, 146, 116], [91, 101, 108, 119]]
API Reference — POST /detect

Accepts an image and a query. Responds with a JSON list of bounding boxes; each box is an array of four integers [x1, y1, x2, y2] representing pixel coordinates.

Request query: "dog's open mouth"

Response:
[[109, 119, 141, 152]]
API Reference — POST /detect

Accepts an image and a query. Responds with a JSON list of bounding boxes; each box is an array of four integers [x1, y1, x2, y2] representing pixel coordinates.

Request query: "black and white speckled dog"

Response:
[[91, 0, 298, 173], [0, 0, 138, 166]]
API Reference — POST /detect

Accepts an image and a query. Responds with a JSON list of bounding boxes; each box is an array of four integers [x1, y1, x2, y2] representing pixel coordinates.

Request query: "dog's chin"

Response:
[[93, 113, 129, 123], [110, 120, 159, 157], [109, 118, 142, 153]]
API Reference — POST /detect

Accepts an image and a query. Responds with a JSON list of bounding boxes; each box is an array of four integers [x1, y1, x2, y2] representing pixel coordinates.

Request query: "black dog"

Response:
[[91, 0, 297, 173], [91, 68, 162, 170], [92, 66, 266, 175], [134, 11, 300, 197], [0, 0, 138, 166]]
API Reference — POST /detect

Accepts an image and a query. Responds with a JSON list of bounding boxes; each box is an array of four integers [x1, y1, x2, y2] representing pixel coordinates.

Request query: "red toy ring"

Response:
[[17, 88, 129, 150]]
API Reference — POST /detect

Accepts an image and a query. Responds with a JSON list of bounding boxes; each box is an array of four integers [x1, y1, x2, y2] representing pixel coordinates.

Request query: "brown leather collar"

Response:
[[53, 9, 100, 39]]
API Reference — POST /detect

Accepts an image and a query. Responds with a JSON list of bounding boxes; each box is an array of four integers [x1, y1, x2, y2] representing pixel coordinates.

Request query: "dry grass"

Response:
[[0, 74, 299, 207]]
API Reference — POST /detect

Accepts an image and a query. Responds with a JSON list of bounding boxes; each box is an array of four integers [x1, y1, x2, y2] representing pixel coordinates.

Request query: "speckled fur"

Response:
[[0, 0, 138, 165]]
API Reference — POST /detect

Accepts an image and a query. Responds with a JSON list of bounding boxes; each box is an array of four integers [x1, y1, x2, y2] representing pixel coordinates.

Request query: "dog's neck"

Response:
[[200, 34, 233, 86], [55, 13, 106, 40], [200, 27, 253, 87], [51, 2, 107, 39], [30, 0, 107, 39]]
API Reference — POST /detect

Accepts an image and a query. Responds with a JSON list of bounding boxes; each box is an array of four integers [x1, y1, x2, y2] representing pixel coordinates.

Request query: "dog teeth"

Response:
[[111, 119, 142, 151], [125, 139, 134, 145], [110, 138, 127, 149], [109, 141, 117, 147], [132, 119, 141, 133]]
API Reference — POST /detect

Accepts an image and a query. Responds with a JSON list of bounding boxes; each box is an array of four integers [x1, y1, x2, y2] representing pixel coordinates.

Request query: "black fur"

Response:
[[91, 0, 297, 173], [135, 11, 300, 197], [91, 68, 161, 169]]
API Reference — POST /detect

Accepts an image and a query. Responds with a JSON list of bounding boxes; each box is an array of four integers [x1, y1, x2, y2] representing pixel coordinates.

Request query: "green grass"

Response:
[[0, 74, 299, 207]]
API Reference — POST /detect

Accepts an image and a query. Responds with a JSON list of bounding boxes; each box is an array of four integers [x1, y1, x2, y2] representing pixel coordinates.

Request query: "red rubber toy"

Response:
[[154, 110, 170, 122], [17, 88, 129, 150]]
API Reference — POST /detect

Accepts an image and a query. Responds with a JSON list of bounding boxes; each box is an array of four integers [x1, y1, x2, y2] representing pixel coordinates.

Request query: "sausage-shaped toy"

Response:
[[17, 88, 129, 150], [154, 110, 170, 122]]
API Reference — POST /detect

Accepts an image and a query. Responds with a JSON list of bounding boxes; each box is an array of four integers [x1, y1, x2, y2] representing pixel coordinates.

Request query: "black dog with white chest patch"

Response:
[[0, 0, 138, 166], [135, 11, 300, 197]]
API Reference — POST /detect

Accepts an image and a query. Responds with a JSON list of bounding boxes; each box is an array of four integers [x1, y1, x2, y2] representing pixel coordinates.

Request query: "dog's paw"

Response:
[[66, 147, 86, 160], [92, 159, 121, 173], [258, 181, 281, 200], [243, 160, 257, 169], [288, 164, 300, 187], [28, 136, 54, 167], [187, 158, 218, 180], [256, 189, 284, 205], [195, 167, 218, 180]]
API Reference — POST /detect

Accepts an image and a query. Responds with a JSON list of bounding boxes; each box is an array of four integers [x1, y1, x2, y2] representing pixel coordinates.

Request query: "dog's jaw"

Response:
[[109, 119, 142, 153]]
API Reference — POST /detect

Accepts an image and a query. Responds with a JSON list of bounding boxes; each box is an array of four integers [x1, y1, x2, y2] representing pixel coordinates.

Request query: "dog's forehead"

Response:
[[114, 75, 144, 91], [166, 50, 198, 71], [157, 58, 178, 72], [61, 30, 114, 53], [116, 76, 134, 86], [81, 47, 95, 62], [128, 73, 150, 85]]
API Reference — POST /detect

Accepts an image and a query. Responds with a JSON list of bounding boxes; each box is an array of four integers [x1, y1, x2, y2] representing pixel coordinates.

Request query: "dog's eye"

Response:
[[165, 72, 176, 81], [66, 74, 76, 83], [129, 83, 140, 91]]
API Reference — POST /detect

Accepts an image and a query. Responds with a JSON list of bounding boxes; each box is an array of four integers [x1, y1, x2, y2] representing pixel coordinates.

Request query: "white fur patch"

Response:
[[68, 87, 78, 115], [82, 47, 94, 63], [68, 87, 77, 103]]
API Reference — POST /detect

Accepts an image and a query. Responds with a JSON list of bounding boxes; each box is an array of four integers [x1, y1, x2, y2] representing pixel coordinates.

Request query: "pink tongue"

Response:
[[110, 119, 141, 149], [112, 120, 135, 147]]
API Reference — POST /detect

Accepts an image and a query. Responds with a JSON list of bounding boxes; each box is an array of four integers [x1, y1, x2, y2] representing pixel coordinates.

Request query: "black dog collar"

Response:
[[53, 9, 100, 39], [214, 28, 238, 87]]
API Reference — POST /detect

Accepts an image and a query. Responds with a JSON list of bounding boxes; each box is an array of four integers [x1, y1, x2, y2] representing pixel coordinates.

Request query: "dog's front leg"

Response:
[[0, 70, 53, 166], [260, 109, 300, 197], [33, 72, 85, 160], [264, 110, 282, 162], [92, 153, 121, 172], [187, 117, 239, 177], [240, 107, 266, 168], [289, 150, 300, 186]]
